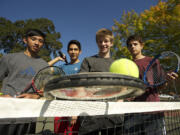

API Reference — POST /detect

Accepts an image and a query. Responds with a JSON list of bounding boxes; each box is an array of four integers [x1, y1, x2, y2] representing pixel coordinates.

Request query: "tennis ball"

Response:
[[109, 58, 139, 78], [0, 92, 3, 95]]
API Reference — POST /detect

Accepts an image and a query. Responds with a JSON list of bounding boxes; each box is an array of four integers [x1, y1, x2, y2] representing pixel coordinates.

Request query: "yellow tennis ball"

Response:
[[109, 58, 139, 78], [0, 92, 3, 95]]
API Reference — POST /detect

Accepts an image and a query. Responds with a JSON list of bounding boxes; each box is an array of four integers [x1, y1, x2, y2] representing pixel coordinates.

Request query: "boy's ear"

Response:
[[141, 43, 144, 48], [23, 37, 27, 44], [110, 41, 114, 47]]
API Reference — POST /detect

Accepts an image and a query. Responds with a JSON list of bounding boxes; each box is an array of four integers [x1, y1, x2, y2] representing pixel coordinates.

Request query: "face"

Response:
[[23, 36, 44, 54], [127, 40, 143, 56], [97, 36, 113, 55], [68, 44, 81, 61]]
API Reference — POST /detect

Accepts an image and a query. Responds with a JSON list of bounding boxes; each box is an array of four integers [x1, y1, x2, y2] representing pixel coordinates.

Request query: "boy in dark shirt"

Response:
[[79, 28, 122, 135], [124, 34, 178, 135]]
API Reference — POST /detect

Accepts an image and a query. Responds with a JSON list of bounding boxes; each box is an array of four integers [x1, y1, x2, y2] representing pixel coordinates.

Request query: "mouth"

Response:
[[100, 46, 108, 51], [32, 46, 39, 51], [71, 55, 77, 58]]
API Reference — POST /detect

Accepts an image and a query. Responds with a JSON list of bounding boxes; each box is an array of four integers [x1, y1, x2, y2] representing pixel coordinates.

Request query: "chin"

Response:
[[101, 51, 108, 54], [32, 50, 40, 54]]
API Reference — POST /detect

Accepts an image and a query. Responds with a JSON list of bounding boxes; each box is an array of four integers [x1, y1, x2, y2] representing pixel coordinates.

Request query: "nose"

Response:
[[34, 39, 40, 45], [71, 49, 75, 53], [101, 41, 106, 45]]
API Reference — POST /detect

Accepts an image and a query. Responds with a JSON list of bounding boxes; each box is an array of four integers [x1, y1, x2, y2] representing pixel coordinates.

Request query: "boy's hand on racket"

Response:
[[71, 116, 78, 125], [167, 72, 179, 81], [17, 93, 41, 99]]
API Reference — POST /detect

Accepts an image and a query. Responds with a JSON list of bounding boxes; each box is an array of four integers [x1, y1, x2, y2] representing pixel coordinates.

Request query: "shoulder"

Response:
[[83, 55, 113, 61], [1, 52, 23, 61], [83, 55, 98, 60], [135, 56, 152, 63], [144, 56, 153, 61], [2, 52, 23, 57]]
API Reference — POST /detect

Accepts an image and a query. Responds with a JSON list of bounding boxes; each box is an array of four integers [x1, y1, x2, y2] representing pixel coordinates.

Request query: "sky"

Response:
[[0, 0, 158, 63]]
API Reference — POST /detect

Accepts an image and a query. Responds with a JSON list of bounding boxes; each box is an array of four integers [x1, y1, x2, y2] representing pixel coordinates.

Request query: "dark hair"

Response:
[[24, 29, 46, 39], [67, 40, 81, 51], [126, 34, 143, 47]]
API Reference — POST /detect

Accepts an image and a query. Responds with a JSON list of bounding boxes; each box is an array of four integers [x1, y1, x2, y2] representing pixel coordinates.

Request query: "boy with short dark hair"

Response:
[[49, 40, 82, 134], [0, 28, 48, 134], [49, 40, 82, 75], [0, 28, 48, 98], [124, 34, 178, 134]]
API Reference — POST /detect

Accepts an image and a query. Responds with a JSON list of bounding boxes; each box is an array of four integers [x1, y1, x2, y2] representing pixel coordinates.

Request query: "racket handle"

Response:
[[58, 51, 68, 64]]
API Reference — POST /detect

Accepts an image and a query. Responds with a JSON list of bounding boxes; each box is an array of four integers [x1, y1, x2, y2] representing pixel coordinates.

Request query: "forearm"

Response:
[[48, 57, 63, 66], [16, 93, 42, 99]]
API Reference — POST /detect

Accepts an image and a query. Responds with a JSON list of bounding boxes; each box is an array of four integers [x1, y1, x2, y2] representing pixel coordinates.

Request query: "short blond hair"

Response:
[[96, 28, 114, 43]]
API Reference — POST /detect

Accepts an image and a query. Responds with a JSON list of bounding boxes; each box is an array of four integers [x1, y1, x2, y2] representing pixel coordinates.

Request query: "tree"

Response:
[[0, 17, 62, 61], [112, 0, 180, 59]]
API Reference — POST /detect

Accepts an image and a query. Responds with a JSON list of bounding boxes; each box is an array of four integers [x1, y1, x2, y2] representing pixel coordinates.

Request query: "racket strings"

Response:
[[146, 62, 166, 86], [145, 52, 180, 87], [160, 54, 179, 72], [32, 66, 65, 94]]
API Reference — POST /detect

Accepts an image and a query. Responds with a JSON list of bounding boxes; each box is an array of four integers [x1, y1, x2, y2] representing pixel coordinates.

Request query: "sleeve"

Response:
[[79, 58, 90, 72], [0, 55, 9, 81]]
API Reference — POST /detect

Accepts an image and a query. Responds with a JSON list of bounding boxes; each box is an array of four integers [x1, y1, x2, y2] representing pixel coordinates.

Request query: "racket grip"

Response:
[[58, 51, 68, 64]]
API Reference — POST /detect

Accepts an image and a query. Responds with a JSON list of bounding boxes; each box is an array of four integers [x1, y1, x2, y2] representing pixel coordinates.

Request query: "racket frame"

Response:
[[143, 51, 180, 87], [20, 66, 65, 95], [44, 72, 145, 101]]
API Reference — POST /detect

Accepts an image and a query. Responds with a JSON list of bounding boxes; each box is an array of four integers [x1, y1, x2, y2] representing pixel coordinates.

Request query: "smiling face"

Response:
[[97, 36, 113, 56], [24, 35, 44, 54], [68, 44, 81, 62]]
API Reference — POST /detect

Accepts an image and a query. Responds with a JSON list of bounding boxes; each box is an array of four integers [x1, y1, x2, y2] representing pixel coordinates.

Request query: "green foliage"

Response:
[[112, 0, 180, 59], [0, 17, 62, 61]]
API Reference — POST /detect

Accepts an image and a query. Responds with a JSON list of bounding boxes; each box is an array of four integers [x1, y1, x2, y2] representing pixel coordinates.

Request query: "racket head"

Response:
[[44, 72, 145, 101], [31, 66, 65, 94], [143, 51, 180, 87]]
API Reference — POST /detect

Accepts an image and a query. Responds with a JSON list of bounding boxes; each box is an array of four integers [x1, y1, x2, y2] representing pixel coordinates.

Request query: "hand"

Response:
[[16, 93, 40, 99], [71, 116, 78, 125], [57, 56, 65, 61], [117, 99, 124, 102], [167, 72, 179, 81]]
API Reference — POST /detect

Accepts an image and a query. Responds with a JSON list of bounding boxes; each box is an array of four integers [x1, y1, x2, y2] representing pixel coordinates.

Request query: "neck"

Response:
[[98, 52, 111, 58], [132, 53, 145, 60], [24, 49, 38, 58], [70, 59, 80, 64]]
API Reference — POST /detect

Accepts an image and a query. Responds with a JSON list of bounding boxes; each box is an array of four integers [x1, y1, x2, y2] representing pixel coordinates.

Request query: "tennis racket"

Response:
[[19, 66, 65, 96], [58, 51, 68, 64], [143, 51, 180, 100], [143, 51, 180, 87], [44, 72, 145, 101]]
